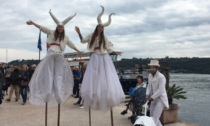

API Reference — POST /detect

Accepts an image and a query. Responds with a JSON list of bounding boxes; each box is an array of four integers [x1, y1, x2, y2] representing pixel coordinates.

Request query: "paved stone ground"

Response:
[[0, 95, 199, 126]]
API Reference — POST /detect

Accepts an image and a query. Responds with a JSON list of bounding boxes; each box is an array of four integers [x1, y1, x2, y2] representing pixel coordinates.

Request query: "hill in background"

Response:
[[7, 57, 210, 74]]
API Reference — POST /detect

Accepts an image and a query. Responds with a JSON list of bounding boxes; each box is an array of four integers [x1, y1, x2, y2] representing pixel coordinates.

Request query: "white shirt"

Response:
[[146, 71, 169, 108]]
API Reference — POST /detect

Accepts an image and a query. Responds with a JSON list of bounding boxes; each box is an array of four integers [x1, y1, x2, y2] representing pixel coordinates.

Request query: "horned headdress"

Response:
[[97, 5, 115, 27], [49, 9, 76, 26]]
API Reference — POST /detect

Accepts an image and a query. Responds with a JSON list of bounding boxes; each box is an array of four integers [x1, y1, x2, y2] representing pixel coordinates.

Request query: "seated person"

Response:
[[121, 75, 147, 117]]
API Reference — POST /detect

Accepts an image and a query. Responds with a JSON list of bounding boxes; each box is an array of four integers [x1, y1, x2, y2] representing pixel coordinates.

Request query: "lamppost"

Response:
[[109, 53, 118, 61]]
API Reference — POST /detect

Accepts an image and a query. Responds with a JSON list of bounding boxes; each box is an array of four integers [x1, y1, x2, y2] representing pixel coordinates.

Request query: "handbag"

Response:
[[21, 81, 29, 86]]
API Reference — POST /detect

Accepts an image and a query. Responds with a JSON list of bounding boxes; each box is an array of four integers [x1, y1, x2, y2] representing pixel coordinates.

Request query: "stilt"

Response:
[[45, 103, 48, 126], [89, 107, 91, 126], [57, 104, 60, 126], [110, 108, 114, 126]]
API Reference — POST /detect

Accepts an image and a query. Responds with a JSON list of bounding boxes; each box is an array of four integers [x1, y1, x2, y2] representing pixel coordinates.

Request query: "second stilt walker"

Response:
[[75, 5, 125, 125]]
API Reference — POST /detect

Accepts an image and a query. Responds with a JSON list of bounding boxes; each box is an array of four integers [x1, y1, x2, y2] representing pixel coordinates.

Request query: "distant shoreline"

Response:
[[170, 72, 210, 75]]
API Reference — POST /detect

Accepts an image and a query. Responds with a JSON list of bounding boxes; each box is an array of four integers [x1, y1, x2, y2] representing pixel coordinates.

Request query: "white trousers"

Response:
[[150, 100, 164, 126]]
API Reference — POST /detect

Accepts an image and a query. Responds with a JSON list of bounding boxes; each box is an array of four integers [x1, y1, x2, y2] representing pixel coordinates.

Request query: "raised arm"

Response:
[[75, 26, 83, 41], [26, 20, 51, 35], [26, 20, 41, 29]]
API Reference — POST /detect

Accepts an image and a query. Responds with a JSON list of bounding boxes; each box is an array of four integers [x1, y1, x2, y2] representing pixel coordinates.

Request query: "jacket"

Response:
[[10, 69, 21, 85], [146, 71, 169, 108], [81, 33, 113, 54], [40, 26, 76, 52]]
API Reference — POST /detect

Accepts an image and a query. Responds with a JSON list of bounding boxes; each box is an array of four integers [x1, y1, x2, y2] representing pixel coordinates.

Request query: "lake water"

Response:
[[170, 73, 210, 126]]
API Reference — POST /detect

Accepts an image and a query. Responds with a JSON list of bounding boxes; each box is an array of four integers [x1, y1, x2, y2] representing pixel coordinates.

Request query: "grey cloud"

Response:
[[109, 0, 169, 14], [1, 0, 210, 62]]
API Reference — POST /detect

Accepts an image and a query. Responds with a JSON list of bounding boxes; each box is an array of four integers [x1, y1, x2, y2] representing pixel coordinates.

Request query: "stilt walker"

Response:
[[89, 107, 91, 126], [57, 104, 60, 126], [110, 108, 114, 126], [75, 5, 125, 126], [45, 103, 48, 126], [26, 9, 81, 125]]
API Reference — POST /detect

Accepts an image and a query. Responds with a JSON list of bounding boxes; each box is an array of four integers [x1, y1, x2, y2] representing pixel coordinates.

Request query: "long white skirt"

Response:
[[29, 50, 73, 107], [81, 53, 125, 111]]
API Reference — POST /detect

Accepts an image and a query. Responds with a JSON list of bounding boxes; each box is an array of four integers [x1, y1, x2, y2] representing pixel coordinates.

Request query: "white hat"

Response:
[[97, 5, 115, 27], [49, 9, 76, 26], [148, 60, 160, 67], [31, 64, 36, 67]]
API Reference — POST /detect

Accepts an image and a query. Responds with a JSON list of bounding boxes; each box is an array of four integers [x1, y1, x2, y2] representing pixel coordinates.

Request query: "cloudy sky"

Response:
[[0, 0, 210, 62]]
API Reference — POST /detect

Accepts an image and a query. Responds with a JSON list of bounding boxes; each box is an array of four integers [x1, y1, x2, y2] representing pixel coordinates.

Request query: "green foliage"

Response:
[[166, 84, 187, 101]]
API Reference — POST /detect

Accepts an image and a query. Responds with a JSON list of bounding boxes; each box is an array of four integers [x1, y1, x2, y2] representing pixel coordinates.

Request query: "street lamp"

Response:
[[109, 53, 118, 61]]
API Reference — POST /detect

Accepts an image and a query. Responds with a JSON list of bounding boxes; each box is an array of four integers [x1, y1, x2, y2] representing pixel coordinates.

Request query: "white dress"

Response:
[[80, 34, 125, 111], [29, 26, 75, 107]]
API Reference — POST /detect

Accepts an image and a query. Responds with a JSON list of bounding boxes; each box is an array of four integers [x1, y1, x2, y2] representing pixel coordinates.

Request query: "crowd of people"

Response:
[[0, 62, 87, 106], [0, 62, 87, 107], [0, 63, 36, 105]]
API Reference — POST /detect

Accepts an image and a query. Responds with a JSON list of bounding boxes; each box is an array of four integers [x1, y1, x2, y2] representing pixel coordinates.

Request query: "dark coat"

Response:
[[10, 69, 21, 85], [0, 71, 5, 100], [19, 70, 29, 87], [0, 71, 4, 90]]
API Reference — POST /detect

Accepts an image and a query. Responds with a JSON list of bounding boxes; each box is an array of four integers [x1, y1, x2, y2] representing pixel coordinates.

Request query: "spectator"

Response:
[[73, 63, 87, 108], [19, 64, 29, 105], [6, 66, 21, 102], [121, 75, 147, 117], [4, 65, 13, 95], [29, 64, 36, 80], [0, 70, 5, 104], [72, 66, 81, 98], [0, 63, 4, 75]]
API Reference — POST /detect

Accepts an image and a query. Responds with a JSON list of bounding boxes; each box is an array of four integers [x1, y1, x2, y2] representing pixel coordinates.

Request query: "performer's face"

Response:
[[57, 25, 64, 33], [97, 24, 104, 33]]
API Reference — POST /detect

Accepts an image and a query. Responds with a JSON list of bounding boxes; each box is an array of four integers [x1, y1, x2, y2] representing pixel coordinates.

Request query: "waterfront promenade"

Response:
[[0, 97, 198, 126]]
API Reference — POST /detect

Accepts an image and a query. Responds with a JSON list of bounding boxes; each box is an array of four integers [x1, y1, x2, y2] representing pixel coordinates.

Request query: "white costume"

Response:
[[29, 10, 76, 107], [146, 60, 169, 126], [80, 6, 125, 111]]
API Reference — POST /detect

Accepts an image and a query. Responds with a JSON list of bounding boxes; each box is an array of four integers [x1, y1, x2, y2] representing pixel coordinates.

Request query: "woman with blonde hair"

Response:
[[19, 64, 29, 105]]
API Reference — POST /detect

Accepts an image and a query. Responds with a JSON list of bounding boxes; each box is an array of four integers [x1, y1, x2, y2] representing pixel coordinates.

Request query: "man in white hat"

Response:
[[146, 60, 169, 126]]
